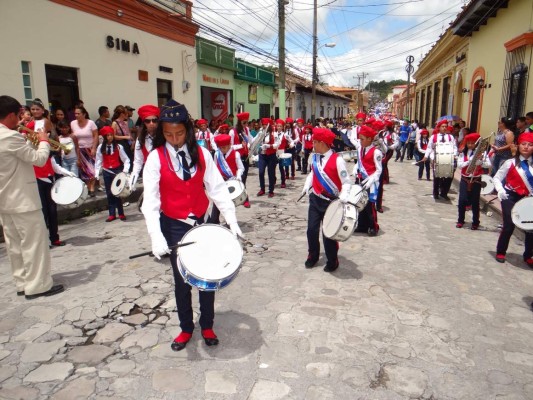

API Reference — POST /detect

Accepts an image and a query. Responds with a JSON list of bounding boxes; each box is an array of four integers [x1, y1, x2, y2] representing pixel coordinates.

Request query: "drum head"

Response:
[[323, 200, 345, 238], [511, 197, 533, 231], [51, 177, 85, 205], [111, 172, 127, 196], [179, 224, 242, 280], [350, 185, 364, 204], [480, 174, 495, 195], [226, 180, 244, 201], [280, 154, 292, 160]]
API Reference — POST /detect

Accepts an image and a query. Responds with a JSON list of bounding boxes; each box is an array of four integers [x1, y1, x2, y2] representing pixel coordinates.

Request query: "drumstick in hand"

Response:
[[129, 241, 196, 259]]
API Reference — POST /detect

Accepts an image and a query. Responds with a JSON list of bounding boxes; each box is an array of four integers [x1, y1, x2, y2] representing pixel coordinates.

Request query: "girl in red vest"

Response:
[[276, 119, 291, 188], [257, 118, 279, 197], [94, 126, 130, 222], [416, 129, 431, 181], [493, 132, 533, 265], [141, 99, 242, 351], [129, 105, 159, 190], [230, 112, 252, 207], [301, 124, 314, 174], [456, 133, 491, 230]]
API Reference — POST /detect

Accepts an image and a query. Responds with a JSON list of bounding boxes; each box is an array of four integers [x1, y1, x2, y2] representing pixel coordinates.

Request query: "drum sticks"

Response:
[[129, 241, 196, 259]]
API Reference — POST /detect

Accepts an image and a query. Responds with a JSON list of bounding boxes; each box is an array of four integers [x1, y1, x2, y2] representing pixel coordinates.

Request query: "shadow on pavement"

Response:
[[488, 251, 532, 271], [522, 296, 533, 311], [53, 264, 102, 288], [333, 255, 363, 280]]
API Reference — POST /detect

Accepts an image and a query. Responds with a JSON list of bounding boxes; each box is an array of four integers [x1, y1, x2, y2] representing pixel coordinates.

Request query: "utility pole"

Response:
[[311, 0, 318, 124], [405, 55, 414, 119], [278, 0, 286, 119]]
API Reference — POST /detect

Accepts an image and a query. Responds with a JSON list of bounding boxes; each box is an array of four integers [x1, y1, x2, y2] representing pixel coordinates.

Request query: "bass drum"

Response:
[[480, 174, 495, 195], [322, 200, 358, 242], [111, 172, 131, 199], [511, 197, 533, 231], [51, 177, 88, 209], [434, 142, 455, 178]]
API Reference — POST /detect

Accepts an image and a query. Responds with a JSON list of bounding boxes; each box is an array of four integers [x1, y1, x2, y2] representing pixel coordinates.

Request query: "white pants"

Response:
[[0, 210, 53, 295]]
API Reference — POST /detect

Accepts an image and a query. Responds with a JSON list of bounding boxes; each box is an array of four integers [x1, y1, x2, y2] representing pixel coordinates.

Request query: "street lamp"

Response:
[[311, 39, 336, 124]]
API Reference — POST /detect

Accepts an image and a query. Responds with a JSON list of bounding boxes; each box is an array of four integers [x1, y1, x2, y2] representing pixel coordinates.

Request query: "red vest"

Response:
[[197, 130, 212, 151], [278, 131, 289, 150], [103, 146, 122, 169], [312, 153, 342, 195], [361, 146, 377, 175], [34, 158, 54, 179], [302, 132, 313, 149], [460, 153, 482, 177], [216, 150, 238, 180], [506, 162, 532, 196], [233, 129, 249, 156], [158, 146, 209, 219], [265, 132, 277, 156], [141, 143, 149, 161]]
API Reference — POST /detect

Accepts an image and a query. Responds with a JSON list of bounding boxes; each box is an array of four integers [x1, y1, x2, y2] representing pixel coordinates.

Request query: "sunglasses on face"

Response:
[[144, 118, 158, 124]]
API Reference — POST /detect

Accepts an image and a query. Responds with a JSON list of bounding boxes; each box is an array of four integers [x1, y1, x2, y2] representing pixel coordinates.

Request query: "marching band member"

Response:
[[372, 120, 388, 213], [94, 126, 130, 222], [230, 112, 252, 207], [354, 125, 382, 236], [275, 119, 290, 188], [129, 104, 159, 191], [348, 112, 366, 145], [257, 118, 279, 198], [301, 124, 314, 174], [211, 134, 244, 224], [195, 118, 215, 156], [415, 129, 431, 181], [284, 117, 298, 179], [456, 133, 491, 230], [294, 118, 304, 171], [302, 128, 351, 272], [141, 100, 242, 351], [421, 120, 457, 200], [493, 132, 533, 265], [381, 120, 399, 185]]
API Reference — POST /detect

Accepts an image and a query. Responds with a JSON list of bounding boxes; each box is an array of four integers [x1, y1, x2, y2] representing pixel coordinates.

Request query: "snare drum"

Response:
[[322, 200, 358, 242], [278, 153, 292, 167], [51, 177, 88, 208], [480, 174, 495, 195], [177, 224, 243, 291], [434, 142, 455, 178], [111, 172, 131, 199], [349, 184, 368, 211], [226, 179, 247, 206], [511, 197, 533, 231]]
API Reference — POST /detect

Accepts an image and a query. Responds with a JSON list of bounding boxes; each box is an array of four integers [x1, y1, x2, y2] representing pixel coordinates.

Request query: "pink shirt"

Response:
[[71, 119, 97, 149]]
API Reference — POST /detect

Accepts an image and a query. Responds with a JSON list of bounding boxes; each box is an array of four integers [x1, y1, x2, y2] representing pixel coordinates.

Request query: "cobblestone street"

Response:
[[1, 161, 533, 400]]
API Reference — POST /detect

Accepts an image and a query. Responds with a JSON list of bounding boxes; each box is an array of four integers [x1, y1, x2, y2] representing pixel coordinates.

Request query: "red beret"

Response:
[[355, 112, 366, 120], [137, 105, 160, 121], [436, 120, 448, 128], [420, 129, 429, 136], [99, 126, 114, 136], [237, 112, 249, 122], [275, 119, 285, 125], [304, 124, 313, 131], [214, 134, 231, 147], [359, 125, 378, 139], [463, 133, 480, 143], [372, 121, 385, 131], [261, 118, 271, 125], [312, 128, 335, 146], [197, 119, 208, 126], [365, 117, 376, 125], [447, 126, 454, 133], [218, 124, 229, 131], [296, 118, 304, 124], [285, 118, 294, 124], [518, 132, 533, 144]]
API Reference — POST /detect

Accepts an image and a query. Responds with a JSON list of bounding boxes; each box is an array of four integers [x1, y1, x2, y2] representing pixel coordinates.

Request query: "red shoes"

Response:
[[202, 329, 219, 346], [495, 254, 506, 263], [268, 192, 275, 198], [105, 216, 116, 222], [51, 240, 66, 247], [171, 332, 192, 352], [257, 190, 265, 196], [243, 200, 251, 208], [280, 183, 286, 188], [118, 214, 127, 221], [524, 258, 533, 267], [456, 223, 463, 228]]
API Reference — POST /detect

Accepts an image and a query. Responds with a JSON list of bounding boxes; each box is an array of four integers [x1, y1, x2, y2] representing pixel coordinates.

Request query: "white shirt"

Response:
[[132, 135, 153, 177], [493, 156, 533, 194], [260, 130, 282, 154], [196, 129, 216, 151], [424, 133, 457, 160], [37, 158, 73, 183], [229, 127, 253, 152], [303, 149, 351, 200], [141, 143, 237, 238], [94, 143, 130, 177], [456, 150, 491, 175], [355, 144, 383, 182], [293, 126, 302, 144], [216, 148, 245, 180]]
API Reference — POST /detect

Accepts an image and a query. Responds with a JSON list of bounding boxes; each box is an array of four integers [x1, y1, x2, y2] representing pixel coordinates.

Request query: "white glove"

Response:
[[378, 138, 384, 146], [229, 223, 243, 239], [475, 159, 483, 166], [66, 171, 77, 177], [261, 144, 269, 151], [151, 233, 170, 260], [129, 174, 138, 191], [497, 190, 509, 201], [338, 190, 350, 203], [235, 176, 242, 182], [362, 176, 374, 190], [302, 186, 310, 196]]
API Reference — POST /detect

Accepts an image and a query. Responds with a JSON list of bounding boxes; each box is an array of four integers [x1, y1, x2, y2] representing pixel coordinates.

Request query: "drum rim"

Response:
[[51, 176, 85, 205], [511, 197, 533, 231], [323, 199, 358, 239]]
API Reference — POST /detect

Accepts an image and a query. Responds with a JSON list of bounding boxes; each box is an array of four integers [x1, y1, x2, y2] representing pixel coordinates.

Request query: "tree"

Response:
[[365, 79, 407, 99]]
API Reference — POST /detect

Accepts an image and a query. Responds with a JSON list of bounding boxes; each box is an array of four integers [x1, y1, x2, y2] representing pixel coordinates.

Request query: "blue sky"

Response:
[[192, 0, 466, 87]]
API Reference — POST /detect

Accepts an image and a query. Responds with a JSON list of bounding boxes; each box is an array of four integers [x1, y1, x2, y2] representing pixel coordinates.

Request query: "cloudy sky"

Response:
[[192, 0, 466, 87]]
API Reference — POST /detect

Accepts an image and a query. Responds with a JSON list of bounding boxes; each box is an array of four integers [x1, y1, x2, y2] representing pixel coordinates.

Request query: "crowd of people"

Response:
[[2, 93, 533, 351]]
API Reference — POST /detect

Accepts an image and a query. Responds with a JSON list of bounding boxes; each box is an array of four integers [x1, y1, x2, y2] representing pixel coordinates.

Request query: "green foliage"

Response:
[[365, 80, 407, 99]]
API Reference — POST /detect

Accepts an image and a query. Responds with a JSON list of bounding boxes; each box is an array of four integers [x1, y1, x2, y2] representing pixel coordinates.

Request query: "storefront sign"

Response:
[[106, 36, 140, 54], [211, 91, 229, 122], [202, 74, 230, 85]]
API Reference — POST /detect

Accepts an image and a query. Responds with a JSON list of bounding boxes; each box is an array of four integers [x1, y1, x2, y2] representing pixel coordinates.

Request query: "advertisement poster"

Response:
[[211, 91, 228, 123]]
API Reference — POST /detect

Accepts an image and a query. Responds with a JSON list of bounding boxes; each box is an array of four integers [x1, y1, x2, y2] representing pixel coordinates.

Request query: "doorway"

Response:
[[157, 79, 173, 107], [470, 88, 481, 132], [45, 64, 79, 113]]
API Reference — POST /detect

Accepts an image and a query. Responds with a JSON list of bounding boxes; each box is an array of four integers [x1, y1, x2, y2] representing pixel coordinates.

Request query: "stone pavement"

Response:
[[1, 160, 533, 400]]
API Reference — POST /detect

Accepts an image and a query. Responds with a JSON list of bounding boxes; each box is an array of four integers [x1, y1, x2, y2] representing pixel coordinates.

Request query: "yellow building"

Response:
[[451, 0, 533, 135]]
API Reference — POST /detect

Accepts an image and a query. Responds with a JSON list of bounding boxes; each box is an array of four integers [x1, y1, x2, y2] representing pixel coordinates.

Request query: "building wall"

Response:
[[197, 64, 235, 122], [0, 1, 198, 118], [234, 81, 273, 120]]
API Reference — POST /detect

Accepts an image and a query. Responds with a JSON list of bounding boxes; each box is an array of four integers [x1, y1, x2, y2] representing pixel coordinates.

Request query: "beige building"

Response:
[[1, 0, 199, 118]]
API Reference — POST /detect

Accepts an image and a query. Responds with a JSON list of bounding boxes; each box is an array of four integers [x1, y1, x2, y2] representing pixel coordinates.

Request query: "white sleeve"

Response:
[[51, 157, 72, 176], [201, 147, 238, 225], [372, 149, 383, 180], [424, 137, 434, 158], [272, 133, 281, 150], [235, 151, 244, 180], [303, 168, 313, 192], [94, 145, 103, 177], [389, 135, 399, 150], [132, 140, 145, 176], [493, 159, 512, 193], [141, 151, 163, 237], [118, 144, 130, 173], [336, 156, 352, 197], [456, 154, 468, 169]]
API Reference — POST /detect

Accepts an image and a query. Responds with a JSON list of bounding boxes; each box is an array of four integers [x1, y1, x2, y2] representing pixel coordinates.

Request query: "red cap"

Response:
[[261, 118, 271, 125], [137, 105, 160, 121], [214, 134, 231, 147], [463, 133, 480, 143], [436, 120, 448, 128], [197, 119, 208, 126], [218, 124, 229, 131], [312, 128, 335, 146], [359, 125, 378, 139], [356, 112, 366, 120], [296, 118, 304, 124], [275, 119, 285, 125], [518, 132, 533, 144], [99, 126, 114, 136], [237, 112, 249, 122], [285, 117, 294, 124]]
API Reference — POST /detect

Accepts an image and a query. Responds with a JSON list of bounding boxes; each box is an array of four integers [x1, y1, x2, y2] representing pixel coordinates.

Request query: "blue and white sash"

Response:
[[215, 149, 234, 180], [312, 154, 339, 198], [519, 159, 533, 195], [357, 151, 378, 203]]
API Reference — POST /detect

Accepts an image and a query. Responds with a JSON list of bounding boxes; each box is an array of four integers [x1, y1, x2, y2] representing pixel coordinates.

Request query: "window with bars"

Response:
[[21, 61, 33, 106], [500, 46, 529, 119]]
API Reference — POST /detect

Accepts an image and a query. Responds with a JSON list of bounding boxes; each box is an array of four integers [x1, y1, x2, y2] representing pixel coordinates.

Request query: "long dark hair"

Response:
[[100, 136, 119, 155], [152, 118, 201, 169]]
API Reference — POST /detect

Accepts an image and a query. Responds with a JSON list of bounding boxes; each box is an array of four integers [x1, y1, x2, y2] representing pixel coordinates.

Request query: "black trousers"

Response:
[[496, 191, 533, 258], [103, 168, 124, 217], [37, 179, 59, 243], [284, 148, 296, 177], [418, 159, 431, 179], [302, 148, 313, 173], [241, 157, 249, 186], [406, 141, 415, 159], [355, 199, 379, 233], [160, 213, 214, 333], [457, 178, 481, 225], [307, 193, 338, 263], [258, 153, 277, 193], [278, 157, 287, 184], [295, 144, 302, 170], [432, 176, 453, 197], [376, 171, 385, 210]]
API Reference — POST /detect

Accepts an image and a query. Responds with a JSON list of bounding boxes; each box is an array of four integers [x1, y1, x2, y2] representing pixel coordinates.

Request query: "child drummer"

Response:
[[211, 133, 244, 224], [493, 132, 533, 265], [94, 126, 130, 222], [302, 128, 351, 272], [456, 133, 491, 230]]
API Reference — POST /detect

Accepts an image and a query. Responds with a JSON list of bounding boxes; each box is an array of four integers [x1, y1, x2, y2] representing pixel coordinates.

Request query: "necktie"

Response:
[[178, 150, 191, 181], [320, 154, 324, 164], [521, 159, 530, 171], [362, 147, 367, 158], [106, 145, 112, 155], [441, 134, 445, 143]]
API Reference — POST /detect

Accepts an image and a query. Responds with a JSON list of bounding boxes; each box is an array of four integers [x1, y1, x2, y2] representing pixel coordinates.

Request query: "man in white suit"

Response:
[[0, 95, 64, 299]]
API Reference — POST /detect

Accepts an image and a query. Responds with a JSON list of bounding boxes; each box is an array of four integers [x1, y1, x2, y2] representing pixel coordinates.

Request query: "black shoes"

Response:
[[171, 332, 192, 351], [305, 257, 318, 268], [368, 228, 377, 237], [17, 291, 24, 296], [201, 329, 219, 346], [25, 284, 64, 300], [440, 194, 450, 200], [323, 260, 339, 272]]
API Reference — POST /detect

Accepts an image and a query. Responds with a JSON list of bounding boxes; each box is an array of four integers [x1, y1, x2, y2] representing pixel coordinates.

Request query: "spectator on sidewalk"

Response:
[[71, 105, 98, 196], [57, 120, 79, 176], [491, 118, 516, 176], [395, 119, 411, 162], [95, 106, 112, 132], [111, 106, 134, 172]]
